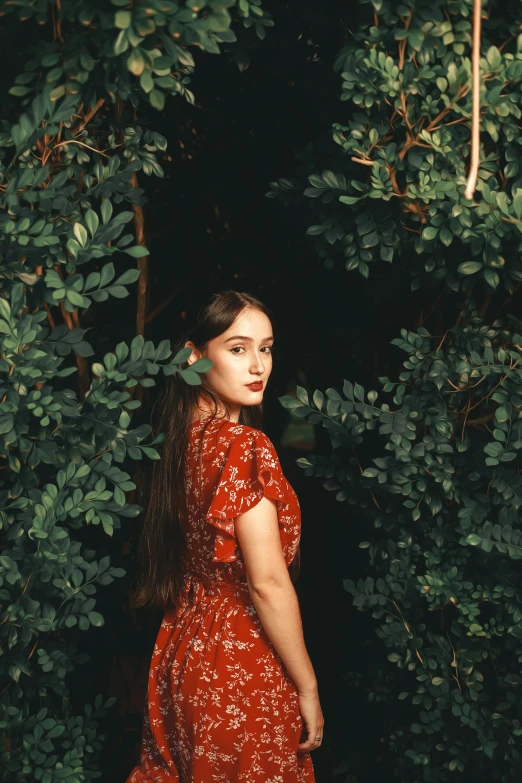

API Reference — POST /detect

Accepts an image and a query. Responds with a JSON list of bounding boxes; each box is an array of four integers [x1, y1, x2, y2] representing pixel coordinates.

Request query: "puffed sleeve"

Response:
[[205, 428, 288, 563]]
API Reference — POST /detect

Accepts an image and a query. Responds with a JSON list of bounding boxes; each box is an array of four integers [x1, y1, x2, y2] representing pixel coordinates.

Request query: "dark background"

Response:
[[2, 3, 422, 781], [74, 3, 417, 781]]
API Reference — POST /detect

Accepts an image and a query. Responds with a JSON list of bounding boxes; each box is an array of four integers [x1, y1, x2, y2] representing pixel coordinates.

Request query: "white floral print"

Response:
[[125, 417, 315, 783]]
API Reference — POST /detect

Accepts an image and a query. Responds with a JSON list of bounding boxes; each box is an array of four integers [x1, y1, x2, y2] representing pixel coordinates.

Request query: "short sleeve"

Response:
[[205, 428, 288, 563]]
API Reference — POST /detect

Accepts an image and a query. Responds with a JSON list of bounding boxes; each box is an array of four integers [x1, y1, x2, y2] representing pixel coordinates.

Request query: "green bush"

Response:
[[272, 1, 522, 779], [0, 1, 271, 779]]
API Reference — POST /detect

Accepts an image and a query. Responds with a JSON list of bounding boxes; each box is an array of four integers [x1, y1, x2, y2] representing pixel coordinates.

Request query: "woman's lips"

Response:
[[246, 382, 263, 390]]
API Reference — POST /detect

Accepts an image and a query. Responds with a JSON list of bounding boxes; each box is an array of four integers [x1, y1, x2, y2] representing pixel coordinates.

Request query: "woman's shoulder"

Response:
[[190, 418, 277, 463], [212, 421, 287, 487], [220, 420, 274, 450]]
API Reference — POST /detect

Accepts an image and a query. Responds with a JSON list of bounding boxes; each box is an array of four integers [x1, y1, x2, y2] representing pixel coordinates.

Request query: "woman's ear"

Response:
[[184, 341, 201, 366]]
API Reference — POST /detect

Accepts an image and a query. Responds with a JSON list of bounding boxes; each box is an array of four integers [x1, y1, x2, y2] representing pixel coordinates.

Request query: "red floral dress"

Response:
[[126, 416, 316, 783]]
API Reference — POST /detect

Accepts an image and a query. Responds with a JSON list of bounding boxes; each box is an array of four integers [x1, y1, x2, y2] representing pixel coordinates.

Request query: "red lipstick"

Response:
[[246, 382, 263, 391]]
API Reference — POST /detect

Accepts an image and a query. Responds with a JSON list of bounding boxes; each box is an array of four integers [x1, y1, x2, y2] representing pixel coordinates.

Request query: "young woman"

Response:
[[126, 289, 323, 782]]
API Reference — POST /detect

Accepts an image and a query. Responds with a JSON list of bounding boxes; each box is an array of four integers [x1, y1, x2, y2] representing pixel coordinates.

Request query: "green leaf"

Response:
[[188, 357, 213, 373], [361, 231, 378, 248], [106, 285, 129, 298], [484, 441, 503, 457], [140, 70, 154, 94], [422, 226, 438, 241], [123, 245, 150, 258], [380, 245, 394, 262], [180, 368, 202, 385], [150, 89, 165, 111], [484, 268, 500, 289], [49, 84, 65, 102], [127, 49, 145, 76], [457, 261, 482, 275], [9, 86, 33, 97], [84, 209, 99, 238], [115, 269, 141, 286], [439, 226, 453, 247], [513, 190, 522, 219], [74, 223, 88, 248], [101, 199, 113, 225], [67, 290, 88, 307], [87, 611, 104, 627], [100, 262, 115, 287], [114, 30, 129, 56], [486, 46, 502, 69], [113, 485, 126, 506], [115, 10, 131, 29]]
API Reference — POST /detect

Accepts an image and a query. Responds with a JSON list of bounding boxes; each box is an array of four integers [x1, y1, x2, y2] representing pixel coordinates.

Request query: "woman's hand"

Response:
[[297, 686, 324, 753]]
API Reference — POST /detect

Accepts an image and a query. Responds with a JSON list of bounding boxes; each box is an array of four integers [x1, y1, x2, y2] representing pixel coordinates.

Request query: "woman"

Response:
[[126, 289, 323, 782]]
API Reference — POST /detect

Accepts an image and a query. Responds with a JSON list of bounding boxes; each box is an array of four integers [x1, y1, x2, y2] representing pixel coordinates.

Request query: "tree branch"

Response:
[[145, 285, 185, 325], [398, 10, 413, 70], [131, 173, 149, 340], [73, 97, 106, 135], [464, 0, 482, 200], [54, 266, 90, 400]]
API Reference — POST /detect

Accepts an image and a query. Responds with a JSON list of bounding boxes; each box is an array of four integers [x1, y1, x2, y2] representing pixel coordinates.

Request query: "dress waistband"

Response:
[[181, 572, 252, 605]]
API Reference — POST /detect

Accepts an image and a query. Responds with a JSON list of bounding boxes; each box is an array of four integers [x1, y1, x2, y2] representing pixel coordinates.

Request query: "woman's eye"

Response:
[[230, 346, 272, 354]]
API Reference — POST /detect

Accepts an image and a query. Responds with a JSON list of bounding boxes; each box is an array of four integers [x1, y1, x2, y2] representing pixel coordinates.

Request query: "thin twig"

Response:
[[145, 285, 185, 324], [42, 140, 109, 166], [351, 156, 374, 167], [131, 171, 149, 342], [464, 0, 482, 200], [73, 98, 106, 135]]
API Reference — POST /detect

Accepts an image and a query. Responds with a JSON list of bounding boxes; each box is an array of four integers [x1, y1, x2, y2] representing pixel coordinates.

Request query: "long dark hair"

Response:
[[130, 289, 301, 613]]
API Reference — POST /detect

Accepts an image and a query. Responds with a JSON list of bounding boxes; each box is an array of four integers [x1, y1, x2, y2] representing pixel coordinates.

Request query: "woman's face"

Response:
[[186, 307, 274, 419]]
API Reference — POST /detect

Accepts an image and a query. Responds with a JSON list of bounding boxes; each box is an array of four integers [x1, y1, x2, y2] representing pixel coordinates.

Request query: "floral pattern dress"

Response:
[[125, 416, 316, 783]]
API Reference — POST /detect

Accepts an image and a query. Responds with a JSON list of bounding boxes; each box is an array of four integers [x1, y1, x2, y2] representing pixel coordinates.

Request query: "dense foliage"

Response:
[[273, 0, 522, 780], [269, 0, 522, 294], [0, 1, 271, 780]]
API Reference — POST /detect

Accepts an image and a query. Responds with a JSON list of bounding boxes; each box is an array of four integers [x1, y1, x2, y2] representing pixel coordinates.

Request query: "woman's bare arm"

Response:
[[235, 495, 317, 694]]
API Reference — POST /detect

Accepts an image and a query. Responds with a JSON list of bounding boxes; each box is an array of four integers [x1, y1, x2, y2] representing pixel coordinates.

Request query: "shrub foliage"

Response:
[[273, 1, 522, 779], [0, 1, 270, 780]]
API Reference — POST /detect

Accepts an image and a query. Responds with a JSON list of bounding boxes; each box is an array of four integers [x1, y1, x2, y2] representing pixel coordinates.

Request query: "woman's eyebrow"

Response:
[[223, 335, 274, 343]]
